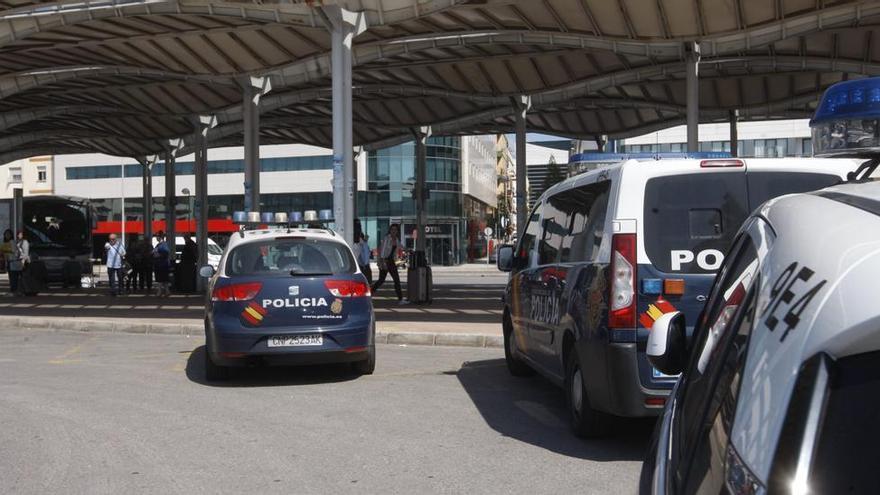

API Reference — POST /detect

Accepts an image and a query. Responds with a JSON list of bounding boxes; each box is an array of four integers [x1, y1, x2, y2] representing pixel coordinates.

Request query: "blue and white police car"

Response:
[[200, 218, 375, 381], [641, 78, 880, 494]]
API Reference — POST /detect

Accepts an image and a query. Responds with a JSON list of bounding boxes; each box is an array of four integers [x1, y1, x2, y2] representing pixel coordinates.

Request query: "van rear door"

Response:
[[639, 168, 749, 388]]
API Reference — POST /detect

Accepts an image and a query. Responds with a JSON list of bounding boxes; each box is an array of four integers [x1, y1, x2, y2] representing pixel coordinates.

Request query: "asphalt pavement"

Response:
[[0, 327, 651, 494]]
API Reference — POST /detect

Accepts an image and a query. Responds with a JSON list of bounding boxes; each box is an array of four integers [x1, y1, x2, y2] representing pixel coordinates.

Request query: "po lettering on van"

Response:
[[670, 249, 725, 271]]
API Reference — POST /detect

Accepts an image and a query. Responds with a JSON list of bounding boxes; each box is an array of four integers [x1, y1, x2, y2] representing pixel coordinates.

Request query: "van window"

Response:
[[538, 200, 566, 265], [644, 173, 749, 273], [517, 207, 541, 262], [556, 181, 611, 263], [747, 172, 840, 207]]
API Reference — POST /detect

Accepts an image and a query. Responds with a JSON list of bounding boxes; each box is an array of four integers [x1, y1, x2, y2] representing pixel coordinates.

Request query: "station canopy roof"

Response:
[[1, 0, 880, 162]]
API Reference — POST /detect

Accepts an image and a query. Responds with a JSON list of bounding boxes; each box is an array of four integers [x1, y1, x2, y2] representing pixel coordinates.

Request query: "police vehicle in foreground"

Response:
[[200, 214, 375, 381], [497, 152, 856, 437], [642, 78, 880, 494]]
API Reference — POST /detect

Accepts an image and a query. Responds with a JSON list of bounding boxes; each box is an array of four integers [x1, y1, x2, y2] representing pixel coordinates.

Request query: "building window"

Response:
[[37, 166, 47, 182], [9, 167, 21, 184]]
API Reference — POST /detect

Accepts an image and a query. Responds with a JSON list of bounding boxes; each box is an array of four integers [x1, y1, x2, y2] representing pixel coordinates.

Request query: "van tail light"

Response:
[[609, 233, 637, 328], [324, 280, 371, 297], [211, 282, 262, 302], [700, 159, 744, 168]]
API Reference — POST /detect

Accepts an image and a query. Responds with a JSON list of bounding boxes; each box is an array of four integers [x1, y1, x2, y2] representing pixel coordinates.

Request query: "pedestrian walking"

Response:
[[371, 223, 407, 304], [11, 231, 30, 296], [152, 231, 171, 297], [125, 237, 140, 294], [104, 233, 126, 296], [356, 233, 372, 284], [3, 229, 19, 295]]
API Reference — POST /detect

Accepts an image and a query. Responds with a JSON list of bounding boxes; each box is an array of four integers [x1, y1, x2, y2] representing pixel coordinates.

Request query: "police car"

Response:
[[641, 78, 880, 494], [200, 220, 375, 381], [496, 152, 855, 437]]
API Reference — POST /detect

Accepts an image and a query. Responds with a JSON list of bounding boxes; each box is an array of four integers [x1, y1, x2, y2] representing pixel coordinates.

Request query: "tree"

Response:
[[541, 156, 565, 193]]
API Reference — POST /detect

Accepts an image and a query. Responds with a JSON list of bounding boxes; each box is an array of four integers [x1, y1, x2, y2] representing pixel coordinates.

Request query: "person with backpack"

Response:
[[104, 233, 126, 296], [152, 231, 171, 297]]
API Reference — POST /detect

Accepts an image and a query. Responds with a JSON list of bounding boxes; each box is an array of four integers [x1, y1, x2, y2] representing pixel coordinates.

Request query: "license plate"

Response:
[[652, 367, 679, 379], [267, 334, 323, 347]]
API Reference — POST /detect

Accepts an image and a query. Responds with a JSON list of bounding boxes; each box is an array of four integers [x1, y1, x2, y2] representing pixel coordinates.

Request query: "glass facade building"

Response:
[[358, 136, 467, 266]]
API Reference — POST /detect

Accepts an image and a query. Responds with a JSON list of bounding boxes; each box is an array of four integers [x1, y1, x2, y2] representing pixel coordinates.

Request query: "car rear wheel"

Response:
[[503, 313, 535, 377], [565, 346, 611, 437], [204, 350, 231, 381], [352, 346, 375, 375]]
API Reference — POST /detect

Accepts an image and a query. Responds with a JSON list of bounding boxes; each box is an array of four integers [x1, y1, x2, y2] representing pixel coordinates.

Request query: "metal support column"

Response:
[[242, 77, 270, 213], [686, 42, 701, 152], [139, 156, 154, 241], [729, 109, 739, 157], [411, 127, 431, 254], [513, 96, 531, 235], [323, 6, 366, 245], [193, 116, 215, 292], [163, 150, 176, 251]]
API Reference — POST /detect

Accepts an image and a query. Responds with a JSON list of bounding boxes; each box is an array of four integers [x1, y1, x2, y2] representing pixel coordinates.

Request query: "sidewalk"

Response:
[[0, 280, 504, 348]]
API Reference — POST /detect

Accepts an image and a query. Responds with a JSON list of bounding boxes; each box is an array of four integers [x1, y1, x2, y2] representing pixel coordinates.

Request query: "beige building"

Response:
[[0, 156, 54, 198]]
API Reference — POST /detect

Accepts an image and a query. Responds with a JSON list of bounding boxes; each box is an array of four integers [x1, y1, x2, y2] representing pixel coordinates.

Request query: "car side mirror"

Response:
[[647, 311, 688, 376], [497, 245, 514, 272], [198, 265, 215, 278]]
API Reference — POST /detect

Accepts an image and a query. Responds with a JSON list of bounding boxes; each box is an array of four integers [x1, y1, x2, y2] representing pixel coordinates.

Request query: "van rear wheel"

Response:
[[565, 347, 611, 437], [503, 314, 534, 377]]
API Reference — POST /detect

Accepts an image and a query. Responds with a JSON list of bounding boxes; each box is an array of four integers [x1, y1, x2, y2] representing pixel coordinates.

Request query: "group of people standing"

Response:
[[356, 223, 408, 305], [104, 231, 172, 297], [1, 229, 29, 295]]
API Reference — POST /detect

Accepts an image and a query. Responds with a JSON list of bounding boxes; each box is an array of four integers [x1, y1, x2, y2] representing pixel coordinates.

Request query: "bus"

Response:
[[0, 196, 96, 283]]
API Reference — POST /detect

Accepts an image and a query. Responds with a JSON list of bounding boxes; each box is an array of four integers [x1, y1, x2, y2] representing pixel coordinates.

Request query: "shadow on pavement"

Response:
[[185, 345, 361, 388], [456, 358, 654, 461]]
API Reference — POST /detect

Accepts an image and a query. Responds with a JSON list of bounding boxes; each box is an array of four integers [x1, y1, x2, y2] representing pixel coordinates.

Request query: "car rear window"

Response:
[[226, 238, 355, 276], [643, 173, 749, 273], [747, 171, 840, 207]]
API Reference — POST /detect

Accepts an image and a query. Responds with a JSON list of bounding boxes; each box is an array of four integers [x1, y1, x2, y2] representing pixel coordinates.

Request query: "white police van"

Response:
[[642, 78, 880, 493], [497, 153, 855, 437]]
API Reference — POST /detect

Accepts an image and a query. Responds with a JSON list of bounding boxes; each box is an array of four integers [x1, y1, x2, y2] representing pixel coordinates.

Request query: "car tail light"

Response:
[[211, 282, 262, 302], [324, 280, 371, 297], [609, 233, 637, 328], [700, 159, 744, 168]]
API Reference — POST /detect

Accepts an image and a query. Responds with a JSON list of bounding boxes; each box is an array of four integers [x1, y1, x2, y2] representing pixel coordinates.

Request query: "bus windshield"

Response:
[[24, 197, 93, 254]]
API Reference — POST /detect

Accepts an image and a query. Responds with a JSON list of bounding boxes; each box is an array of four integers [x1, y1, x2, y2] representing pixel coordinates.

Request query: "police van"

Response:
[[640, 78, 880, 494], [496, 153, 855, 437]]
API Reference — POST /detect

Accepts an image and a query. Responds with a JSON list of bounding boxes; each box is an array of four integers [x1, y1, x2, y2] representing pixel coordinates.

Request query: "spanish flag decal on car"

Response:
[[639, 298, 677, 330], [242, 302, 267, 326]]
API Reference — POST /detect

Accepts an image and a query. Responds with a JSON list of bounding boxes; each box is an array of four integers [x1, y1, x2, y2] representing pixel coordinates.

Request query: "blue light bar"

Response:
[[811, 77, 880, 157], [568, 151, 732, 164]]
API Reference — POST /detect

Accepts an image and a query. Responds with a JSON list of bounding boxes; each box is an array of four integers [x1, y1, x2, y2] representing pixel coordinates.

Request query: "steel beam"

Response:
[[513, 95, 530, 235], [138, 155, 155, 241], [686, 42, 701, 152], [192, 115, 215, 292], [729, 109, 738, 157], [411, 126, 431, 254], [322, 5, 366, 245], [241, 77, 270, 213], [163, 149, 175, 254]]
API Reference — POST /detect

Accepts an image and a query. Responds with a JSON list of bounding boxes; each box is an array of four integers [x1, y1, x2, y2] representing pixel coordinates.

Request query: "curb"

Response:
[[3, 316, 502, 349]]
